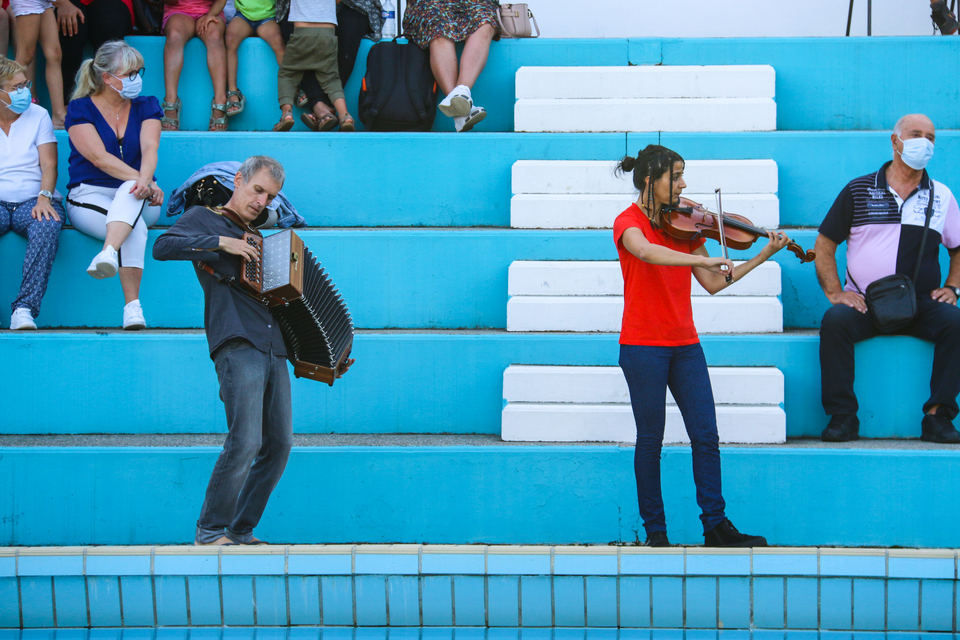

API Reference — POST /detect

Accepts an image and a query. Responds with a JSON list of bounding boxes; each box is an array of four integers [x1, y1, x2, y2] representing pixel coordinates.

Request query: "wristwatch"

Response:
[[38, 190, 53, 200], [948, 286, 960, 298]]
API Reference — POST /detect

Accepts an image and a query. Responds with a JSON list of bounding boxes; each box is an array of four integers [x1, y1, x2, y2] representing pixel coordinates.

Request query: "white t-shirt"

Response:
[[0, 103, 57, 203], [289, 0, 337, 24]]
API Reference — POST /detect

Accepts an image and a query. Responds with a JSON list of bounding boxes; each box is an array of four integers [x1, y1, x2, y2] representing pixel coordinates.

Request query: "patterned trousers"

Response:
[[0, 198, 64, 317]]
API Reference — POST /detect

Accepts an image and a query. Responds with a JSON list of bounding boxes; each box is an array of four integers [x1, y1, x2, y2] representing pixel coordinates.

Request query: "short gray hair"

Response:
[[239, 156, 285, 186], [893, 114, 933, 137]]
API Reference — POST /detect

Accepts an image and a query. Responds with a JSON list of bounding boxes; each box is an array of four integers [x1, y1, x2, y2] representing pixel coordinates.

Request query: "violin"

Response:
[[660, 193, 816, 265]]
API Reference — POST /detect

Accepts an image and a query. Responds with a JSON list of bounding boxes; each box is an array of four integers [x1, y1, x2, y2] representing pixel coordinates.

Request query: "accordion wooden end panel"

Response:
[[241, 229, 354, 386]]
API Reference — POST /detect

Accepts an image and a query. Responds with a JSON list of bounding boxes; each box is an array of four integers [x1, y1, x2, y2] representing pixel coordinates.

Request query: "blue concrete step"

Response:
[[0, 443, 957, 547], [0, 331, 945, 439]]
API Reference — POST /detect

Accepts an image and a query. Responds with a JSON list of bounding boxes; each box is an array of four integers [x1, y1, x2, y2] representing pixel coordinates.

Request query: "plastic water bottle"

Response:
[[381, 0, 397, 40]]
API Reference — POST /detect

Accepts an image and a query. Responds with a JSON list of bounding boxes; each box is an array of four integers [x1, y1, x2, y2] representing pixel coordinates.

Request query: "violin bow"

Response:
[[714, 188, 733, 283]]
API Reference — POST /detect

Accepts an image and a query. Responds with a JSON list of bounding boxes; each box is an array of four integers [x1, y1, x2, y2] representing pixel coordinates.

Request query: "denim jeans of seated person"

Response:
[[196, 338, 293, 545]]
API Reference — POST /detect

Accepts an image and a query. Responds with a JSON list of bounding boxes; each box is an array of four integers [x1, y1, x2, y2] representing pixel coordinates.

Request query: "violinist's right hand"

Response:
[[701, 255, 735, 279], [828, 290, 868, 314]]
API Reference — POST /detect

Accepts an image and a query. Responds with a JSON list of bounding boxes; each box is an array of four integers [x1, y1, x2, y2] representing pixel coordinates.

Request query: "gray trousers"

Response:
[[196, 339, 293, 544]]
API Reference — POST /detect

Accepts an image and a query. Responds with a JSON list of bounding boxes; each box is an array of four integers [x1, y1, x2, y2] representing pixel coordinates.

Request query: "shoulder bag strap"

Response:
[[911, 181, 935, 284]]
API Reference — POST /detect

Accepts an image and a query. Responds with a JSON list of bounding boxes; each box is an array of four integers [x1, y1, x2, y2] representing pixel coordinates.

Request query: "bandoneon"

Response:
[[239, 229, 354, 386]]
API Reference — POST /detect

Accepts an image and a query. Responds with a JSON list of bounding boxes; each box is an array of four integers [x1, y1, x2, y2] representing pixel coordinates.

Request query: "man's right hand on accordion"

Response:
[[336, 349, 355, 379]]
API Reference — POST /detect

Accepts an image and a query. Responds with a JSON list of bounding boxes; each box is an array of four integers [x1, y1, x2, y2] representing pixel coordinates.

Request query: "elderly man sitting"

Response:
[[815, 114, 960, 443]]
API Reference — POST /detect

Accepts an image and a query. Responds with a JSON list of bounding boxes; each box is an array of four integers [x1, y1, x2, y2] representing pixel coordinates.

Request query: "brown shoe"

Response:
[[194, 536, 236, 546]]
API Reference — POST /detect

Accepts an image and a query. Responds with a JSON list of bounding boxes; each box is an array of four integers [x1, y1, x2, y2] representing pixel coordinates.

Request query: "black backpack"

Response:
[[359, 37, 438, 132]]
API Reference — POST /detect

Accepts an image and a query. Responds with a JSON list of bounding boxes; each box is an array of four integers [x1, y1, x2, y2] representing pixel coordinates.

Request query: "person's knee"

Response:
[[42, 41, 61, 63], [473, 23, 495, 41], [820, 303, 859, 335]]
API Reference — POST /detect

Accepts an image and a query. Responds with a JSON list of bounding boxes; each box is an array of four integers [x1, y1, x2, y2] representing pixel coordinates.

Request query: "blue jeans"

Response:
[[0, 198, 64, 316], [619, 343, 726, 535], [196, 339, 293, 544]]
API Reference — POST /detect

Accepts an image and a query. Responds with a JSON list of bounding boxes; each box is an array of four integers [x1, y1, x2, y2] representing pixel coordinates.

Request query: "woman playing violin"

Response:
[[614, 144, 790, 547]]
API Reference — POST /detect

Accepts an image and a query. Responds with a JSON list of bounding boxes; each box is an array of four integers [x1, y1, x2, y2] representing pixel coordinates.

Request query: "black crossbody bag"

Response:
[[847, 183, 935, 333]]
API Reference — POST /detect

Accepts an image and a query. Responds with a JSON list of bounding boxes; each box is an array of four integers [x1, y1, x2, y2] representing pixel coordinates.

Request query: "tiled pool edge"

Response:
[[1, 545, 957, 630]]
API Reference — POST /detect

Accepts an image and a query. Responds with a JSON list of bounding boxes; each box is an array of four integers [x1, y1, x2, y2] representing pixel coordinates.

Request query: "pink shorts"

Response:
[[162, 5, 223, 31]]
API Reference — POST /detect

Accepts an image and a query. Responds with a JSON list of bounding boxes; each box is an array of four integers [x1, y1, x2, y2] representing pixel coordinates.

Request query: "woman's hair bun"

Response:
[[616, 155, 636, 175]]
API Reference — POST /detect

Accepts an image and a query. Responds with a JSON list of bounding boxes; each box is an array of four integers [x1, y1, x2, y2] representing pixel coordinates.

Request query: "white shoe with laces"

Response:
[[87, 245, 119, 279], [10, 307, 37, 330], [439, 84, 472, 118], [123, 299, 146, 331], [454, 106, 487, 132]]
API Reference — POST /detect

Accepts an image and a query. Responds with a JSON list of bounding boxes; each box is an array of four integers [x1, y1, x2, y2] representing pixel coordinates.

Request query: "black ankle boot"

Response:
[[921, 407, 960, 443], [932, 0, 959, 34], [645, 531, 670, 547], [704, 519, 767, 548], [821, 414, 860, 442]]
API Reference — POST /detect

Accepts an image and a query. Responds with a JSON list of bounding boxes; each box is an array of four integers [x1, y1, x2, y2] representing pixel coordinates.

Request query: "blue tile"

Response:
[[888, 579, 920, 631], [253, 630, 286, 640], [119, 576, 154, 626], [322, 628, 354, 640], [422, 576, 453, 626], [254, 575, 287, 625], [620, 577, 651, 628], [820, 554, 886, 578], [619, 631, 651, 640], [453, 576, 485, 626], [355, 575, 387, 626], [585, 576, 617, 628], [821, 578, 853, 630], [221, 630, 255, 640], [154, 554, 219, 576], [355, 554, 419, 575], [19, 556, 83, 577], [387, 576, 420, 626], [685, 577, 717, 629], [20, 577, 54, 627], [921, 579, 953, 631], [288, 553, 352, 575], [753, 632, 787, 640], [584, 631, 618, 640], [650, 577, 682, 628], [88, 576, 122, 626], [485, 630, 518, 640], [685, 553, 751, 576], [753, 577, 785, 629], [889, 557, 955, 580], [718, 577, 750, 630], [289, 629, 321, 640], [853, 579, 885, 631], [554, 630, 587, 640], [453, 629, 487, 640], [0, 559, 14, 579], [521, 630, 553, 640], [288, 576, 321, 626], [786, 578, 819, 630], [86, 555, 152, 577], [554, 554, 618, 576], [488, 576, 520, 626], [87, 631, 122, 640], [220, 554, 285, 576], [0, 578, 18, 628], [648, 630, 684, 640], [753, 553, 819, 576], [488, 554, 551, 576], [186, 576, 221, 626], [123, 631, 160, 640], [221, 576, 255, 626], [422, 553, 485, 575], [621, 553, 684, 576], [356, 629, 390, 640], [387, 629, 420, 640], [321, 576, 354, 626], [53, 576, 87, 627], [554, 576, 585, 627], [155, 576, 188, 626], [520, 576, 552, 626], [422, 630, 455, 640]]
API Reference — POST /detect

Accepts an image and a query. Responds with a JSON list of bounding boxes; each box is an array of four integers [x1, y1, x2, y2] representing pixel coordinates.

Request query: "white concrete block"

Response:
[[503, 365, 784, 406], [510, 193, 780, 229], [507, 261, 781, 297], [511, 160, 778, 196], [501, 404, 786, 444], [506, 296, 782, 333], [514, 98, 777, 132], [515, 65, 776, 100]]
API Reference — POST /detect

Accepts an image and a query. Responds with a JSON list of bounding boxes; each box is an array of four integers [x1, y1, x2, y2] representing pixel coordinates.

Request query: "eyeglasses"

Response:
[[120, 68, 145, 81], [3, 80, 32, 93]]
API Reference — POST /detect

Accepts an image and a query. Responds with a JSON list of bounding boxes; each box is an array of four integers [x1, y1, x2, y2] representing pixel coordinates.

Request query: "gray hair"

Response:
[[72, 40, 144, 101], [0, 58, 26, 89], [239, 156, 285, 186], [893, 114, 933, 137]]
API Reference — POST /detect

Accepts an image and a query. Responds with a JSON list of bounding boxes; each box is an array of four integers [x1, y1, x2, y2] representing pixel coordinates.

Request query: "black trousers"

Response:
[[59, 0, 133, 99], [820, 296, 960, 419], [280, 5, 370, 109]]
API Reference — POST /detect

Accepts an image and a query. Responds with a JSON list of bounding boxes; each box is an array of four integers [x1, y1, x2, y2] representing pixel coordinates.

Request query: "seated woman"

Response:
[[402, 0, 498, 132], [0, 58, 63, 330], [65, 40, 164, 330], [161, 0, 229, 131]]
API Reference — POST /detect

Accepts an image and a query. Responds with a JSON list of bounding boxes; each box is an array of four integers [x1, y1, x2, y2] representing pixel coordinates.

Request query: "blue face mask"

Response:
[[1, 86, 32, 115], [110, 73, 142, 100], [898, 135, 935, 171]]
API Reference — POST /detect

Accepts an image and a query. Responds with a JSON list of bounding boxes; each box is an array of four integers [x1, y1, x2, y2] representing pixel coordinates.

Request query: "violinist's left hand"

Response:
[[760, 230, 791, 258]]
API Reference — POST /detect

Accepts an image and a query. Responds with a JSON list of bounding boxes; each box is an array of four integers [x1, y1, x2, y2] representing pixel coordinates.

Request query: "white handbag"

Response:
[[497, 3, 540, 38]]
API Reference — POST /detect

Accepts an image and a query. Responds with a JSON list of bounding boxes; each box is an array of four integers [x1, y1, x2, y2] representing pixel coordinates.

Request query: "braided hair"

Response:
[[615, 145, 684, 229]]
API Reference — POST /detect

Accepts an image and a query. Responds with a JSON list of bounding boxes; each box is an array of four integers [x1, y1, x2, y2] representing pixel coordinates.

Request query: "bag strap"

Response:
[[528, 9, 540, 37], [369, 39, 402, 121], [407, 45, 429, 121]]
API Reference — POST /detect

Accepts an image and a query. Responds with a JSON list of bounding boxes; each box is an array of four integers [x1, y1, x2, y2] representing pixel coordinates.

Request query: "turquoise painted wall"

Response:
[[1, 446, 958, 547]]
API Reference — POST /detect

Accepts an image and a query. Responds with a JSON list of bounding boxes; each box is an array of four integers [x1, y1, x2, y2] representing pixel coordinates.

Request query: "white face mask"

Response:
[[897, 135, 934, 171], [110, 73, 142, 100]]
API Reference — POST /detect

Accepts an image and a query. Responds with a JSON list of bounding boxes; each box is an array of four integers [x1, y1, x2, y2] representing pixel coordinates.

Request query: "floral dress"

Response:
[[402, 0, 500, 49]]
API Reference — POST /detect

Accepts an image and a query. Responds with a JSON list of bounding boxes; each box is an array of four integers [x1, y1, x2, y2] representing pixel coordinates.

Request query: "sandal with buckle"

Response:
[[161, 97, 181, 131], [295, 89, 308, 108], [209, 100, 228, 131], [226, 90, 245, 116], [338, 113, 356, 132], [301, 111, 339, 132], [273, 113, 295, 132]]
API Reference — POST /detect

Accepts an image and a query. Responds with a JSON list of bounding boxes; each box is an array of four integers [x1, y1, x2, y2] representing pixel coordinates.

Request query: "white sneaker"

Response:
[[455, 106, 487, 132], [10, 308, 37, 330], [123, 299, 146, 331], [87, 246, 119, 279], [439, 84, 472, 118]]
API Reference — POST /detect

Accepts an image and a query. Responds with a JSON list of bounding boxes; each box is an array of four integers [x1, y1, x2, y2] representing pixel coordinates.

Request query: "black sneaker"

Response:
[[704, 519, 768, 548], [821, 414, 860, 442], [932, 0, 959, 34], [921, 408, 960, 443], [645, 531, 670, 547]]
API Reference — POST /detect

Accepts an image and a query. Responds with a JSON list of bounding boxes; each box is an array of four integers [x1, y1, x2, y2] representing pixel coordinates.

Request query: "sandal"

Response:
[[226, 90, 245, 116], [209, 100, 228, 132], [273, 113, 295, 132], [338, 113, 356, 132], [295, 90, 308, 108], [161, 97, 181, 131], [301, 111, 339, 132]]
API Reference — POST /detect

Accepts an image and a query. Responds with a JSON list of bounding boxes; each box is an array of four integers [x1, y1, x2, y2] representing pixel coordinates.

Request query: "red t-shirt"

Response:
[[613, 203, 705, 346]]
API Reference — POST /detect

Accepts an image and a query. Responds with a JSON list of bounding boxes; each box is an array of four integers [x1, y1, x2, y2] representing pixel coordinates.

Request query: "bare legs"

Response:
[[226, 17, 285, 98], [428, 24, 494, 95], [162, 13, 228, 131], [14, 9, 65, 127]]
